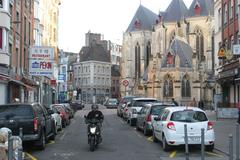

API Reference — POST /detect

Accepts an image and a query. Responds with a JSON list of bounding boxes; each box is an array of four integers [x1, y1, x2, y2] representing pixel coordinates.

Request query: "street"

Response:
[[22, 104, 229, 160]]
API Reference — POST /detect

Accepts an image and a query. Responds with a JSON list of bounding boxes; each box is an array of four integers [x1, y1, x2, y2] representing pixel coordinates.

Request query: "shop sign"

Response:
[[29, 46, 54, 76], [233, 44, 240, 55]]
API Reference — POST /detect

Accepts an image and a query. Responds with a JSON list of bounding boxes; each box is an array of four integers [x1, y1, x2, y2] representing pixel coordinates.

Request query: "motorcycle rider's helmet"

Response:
[[91, 104, 98, 111]]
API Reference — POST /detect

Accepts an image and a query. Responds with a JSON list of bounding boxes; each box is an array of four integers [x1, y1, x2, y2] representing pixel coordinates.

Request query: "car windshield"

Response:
[[109, 99, 117, 103], [170, 110, 208, 122], [0, 105, 34, 119], [150, 105, 173, 115]]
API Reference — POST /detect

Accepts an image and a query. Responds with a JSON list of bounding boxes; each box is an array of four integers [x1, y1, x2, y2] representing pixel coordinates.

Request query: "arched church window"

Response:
[[135, 42, 141, 80], [145, 41, 151, 70], [163, 75, 173, 97], [169, 31, 175, 47], [181, 75, 191, 97], [195, 28, 204, 62]]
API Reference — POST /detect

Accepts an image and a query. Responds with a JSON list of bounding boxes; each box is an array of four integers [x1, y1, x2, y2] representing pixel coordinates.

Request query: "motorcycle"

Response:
[[84, 116, 102, 151]]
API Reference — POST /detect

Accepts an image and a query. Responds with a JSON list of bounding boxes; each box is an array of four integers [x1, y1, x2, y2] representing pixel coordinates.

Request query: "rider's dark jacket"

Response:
[[86, 110, 104, 121]]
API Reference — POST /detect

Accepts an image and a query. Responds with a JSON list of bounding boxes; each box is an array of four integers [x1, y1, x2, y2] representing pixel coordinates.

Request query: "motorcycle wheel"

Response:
[[90, 137, 95, 152]]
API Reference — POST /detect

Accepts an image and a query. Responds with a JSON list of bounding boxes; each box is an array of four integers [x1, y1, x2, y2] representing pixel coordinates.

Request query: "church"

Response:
[[120, 0, 215, 106]]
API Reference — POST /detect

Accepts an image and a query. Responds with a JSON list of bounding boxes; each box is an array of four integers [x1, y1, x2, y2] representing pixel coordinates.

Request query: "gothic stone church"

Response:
[[120, 0, 214, 105]]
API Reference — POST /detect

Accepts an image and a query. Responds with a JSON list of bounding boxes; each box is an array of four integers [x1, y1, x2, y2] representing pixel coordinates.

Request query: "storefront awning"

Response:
[[9, 79, 37, 91]]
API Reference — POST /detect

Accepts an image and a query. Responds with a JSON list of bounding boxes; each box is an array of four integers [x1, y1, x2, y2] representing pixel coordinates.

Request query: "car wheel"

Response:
[[205, 144, 214, 151], [130, 119, 134, 126], [152, 130, 158, 143], [162, 135, 171, 151], [38, 131, 46, 150], [143, 125, 148, 136]]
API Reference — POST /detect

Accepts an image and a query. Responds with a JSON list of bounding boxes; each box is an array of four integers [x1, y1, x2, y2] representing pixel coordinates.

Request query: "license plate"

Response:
[[188, 136, 200, 142]]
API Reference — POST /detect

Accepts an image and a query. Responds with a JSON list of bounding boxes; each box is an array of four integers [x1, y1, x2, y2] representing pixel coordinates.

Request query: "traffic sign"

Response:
[[218, 47, 225, 58], [122, 80, 129, 86]]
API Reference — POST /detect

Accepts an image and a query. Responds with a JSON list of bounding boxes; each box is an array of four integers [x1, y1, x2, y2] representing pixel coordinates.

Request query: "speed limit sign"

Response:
[[122, 80, 129, 87]]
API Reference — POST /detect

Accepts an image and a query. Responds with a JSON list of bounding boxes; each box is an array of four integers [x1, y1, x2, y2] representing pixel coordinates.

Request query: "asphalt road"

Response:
[[24, 104, 228, 160]]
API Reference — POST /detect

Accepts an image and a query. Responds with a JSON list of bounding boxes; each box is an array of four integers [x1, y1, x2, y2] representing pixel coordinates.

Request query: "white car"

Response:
[[50, 104, 63, 134], [152, 106, 215, 151]]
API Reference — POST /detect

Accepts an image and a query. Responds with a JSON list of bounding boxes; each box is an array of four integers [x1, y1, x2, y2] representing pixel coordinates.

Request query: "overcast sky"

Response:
[[58, 0, 193, 53]]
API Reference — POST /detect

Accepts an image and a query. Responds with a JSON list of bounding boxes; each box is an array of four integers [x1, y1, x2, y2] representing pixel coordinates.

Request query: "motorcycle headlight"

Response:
[[90, 127, 96, 134]]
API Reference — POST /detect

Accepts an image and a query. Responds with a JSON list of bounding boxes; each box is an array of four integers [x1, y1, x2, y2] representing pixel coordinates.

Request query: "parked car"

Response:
[[105, 98, 118, 109], [53, 104, 70, 127], [70, 100, 84, 111], [61, 103, 74, 119], [49, 104, 62, 133], [136, 102, 176, 135], [124, 97, 159, 126], [152, 106, 215, 151], [117, 96, 137, 117], [0, 103, 55, 150]]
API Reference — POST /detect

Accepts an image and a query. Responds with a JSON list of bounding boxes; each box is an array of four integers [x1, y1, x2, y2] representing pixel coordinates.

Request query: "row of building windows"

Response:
[[74, 65, 110, 74], [76, 77, 110, 86], [223, 0, 239, 24]]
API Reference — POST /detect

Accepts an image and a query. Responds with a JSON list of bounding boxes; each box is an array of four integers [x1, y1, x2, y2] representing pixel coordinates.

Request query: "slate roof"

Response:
[[80, 43, 110, 62], [187, 0, 214, 17], [162, 37, 193, 68], [163, 0, 188, 22], [126, 5, 158, 32]]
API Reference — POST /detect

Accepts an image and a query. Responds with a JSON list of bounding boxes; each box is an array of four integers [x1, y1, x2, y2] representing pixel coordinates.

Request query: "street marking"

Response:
[[47, 140, 55, 145], [147, 136, 153, 142], [60, 132, 66, 140], [169, 150, 177, 158], [25, 152, 38, 160], [206, 151, 223, 158]]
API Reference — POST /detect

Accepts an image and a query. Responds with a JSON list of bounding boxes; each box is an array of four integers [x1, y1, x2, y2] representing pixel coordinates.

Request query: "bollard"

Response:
[[237, 123, 240, 160], [18, 128, 23, 160], [184, 124, 189, 160], [19, 128, 23, 140], [229, 134, 234, 160], [201, 128, 205, 160], [8, 131, 13, 160]]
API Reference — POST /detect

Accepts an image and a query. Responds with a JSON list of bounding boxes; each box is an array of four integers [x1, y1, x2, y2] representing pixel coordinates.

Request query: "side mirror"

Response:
[[48, 109, 54, 115]]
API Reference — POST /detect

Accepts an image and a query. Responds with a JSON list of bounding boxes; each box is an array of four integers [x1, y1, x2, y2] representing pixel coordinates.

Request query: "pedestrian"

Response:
[[171, 98, 179, 106], [198, 99, 204, 110], [190, 97, 197, 107]]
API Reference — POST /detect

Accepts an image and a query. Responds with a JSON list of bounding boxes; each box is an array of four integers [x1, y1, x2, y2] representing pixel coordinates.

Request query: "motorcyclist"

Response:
[[86, 104, 104, 121], [86, 104, 104, 143]]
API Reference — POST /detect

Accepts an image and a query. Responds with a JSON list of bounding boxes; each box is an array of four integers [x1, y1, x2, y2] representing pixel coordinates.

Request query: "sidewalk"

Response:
[[206, 110, 239, 157]]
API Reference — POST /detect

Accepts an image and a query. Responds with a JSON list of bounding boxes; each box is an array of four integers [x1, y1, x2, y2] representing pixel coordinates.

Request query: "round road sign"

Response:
[[122, 80, 129, 86]]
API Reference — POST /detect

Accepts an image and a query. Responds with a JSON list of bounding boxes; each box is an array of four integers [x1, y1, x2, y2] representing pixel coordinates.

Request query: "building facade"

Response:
[[214, 0, 240, 118], [74, 42, 111, 103], [0, 0, 11, 104], [121, 0, 214, 106]]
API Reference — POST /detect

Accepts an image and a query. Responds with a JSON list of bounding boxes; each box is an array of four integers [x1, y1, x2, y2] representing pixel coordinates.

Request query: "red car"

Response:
[[53, 104, 70, 127]]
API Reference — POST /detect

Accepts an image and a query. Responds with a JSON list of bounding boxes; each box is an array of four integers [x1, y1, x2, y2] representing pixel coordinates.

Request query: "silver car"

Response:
[[136, 102, 176, 136]]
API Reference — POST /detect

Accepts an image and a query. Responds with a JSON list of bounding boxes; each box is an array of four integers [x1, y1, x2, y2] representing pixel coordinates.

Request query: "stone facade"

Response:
[[121, 0, 215, 106]]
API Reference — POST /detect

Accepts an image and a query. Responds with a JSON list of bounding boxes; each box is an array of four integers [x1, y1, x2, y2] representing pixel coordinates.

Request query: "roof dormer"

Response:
[[194, 1, 201, 15]]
